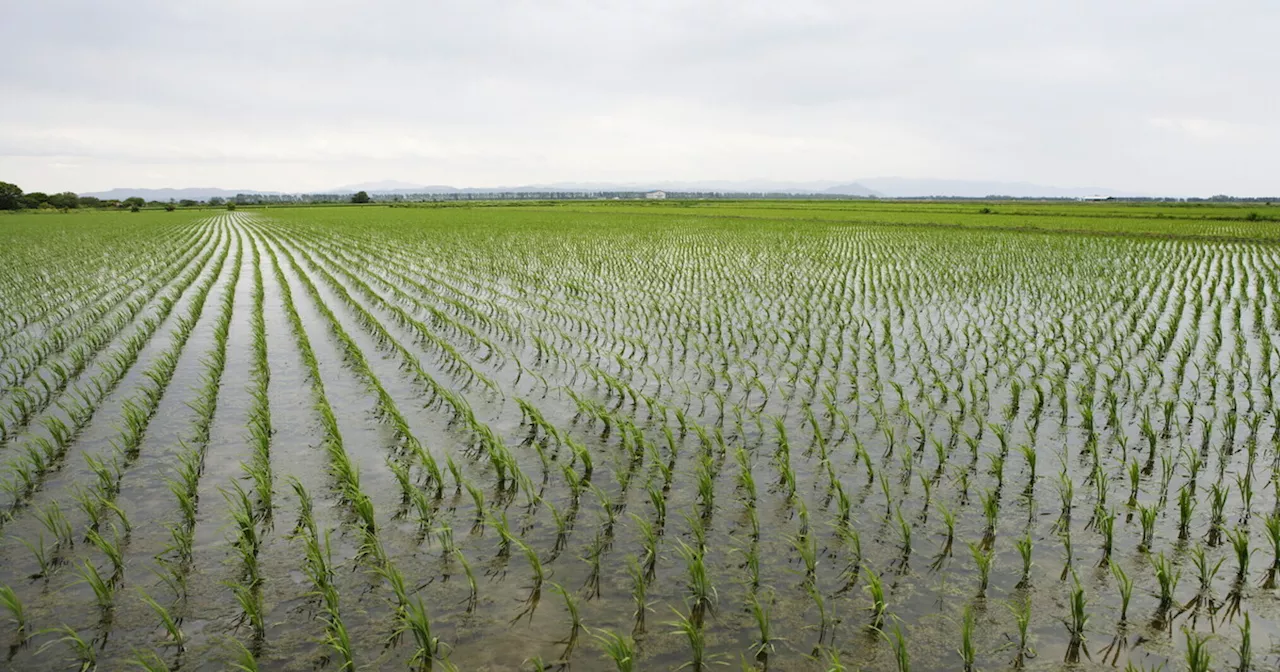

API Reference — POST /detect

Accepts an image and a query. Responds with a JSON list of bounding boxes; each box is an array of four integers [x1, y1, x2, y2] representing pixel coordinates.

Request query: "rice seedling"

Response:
[[464, 481, 486, 529], [165, 523, 194, 567], [1064, 571, 1088, 663], [682, 508, 708, 554], [969, 541, 994, 596], [988, 452, 1006, 492], [455, 549, 478, 613], [139, 589, 185, 651], [1263, 511, 1280, 588], [404, 597, 449, 670], [1234, 612, 1251, 672], [805, 580, 834, 643], [1016, 533, 1033, 588], [1152, 551, 1182, 615], [1097, 507, 1116, 566], [242, 458, 273, 523], [515, 539, 546, 609], [86, 527, 125, 579], [594, 627, 636, 671], [1058, 527, 1075, 581], [1138, 503, 1158, 552], [1228, 526, 1252, 586], [746, 588, 782, 658], [1110, 560, 1133, 623], [436, 521, 456, 557], [625, 554, 652, 632], [227, 637, 260, 672], [35, 500, 74, 549], [1184, 628, 1212, 672], [1208, 483, 1229, 546], [980, 488, 1000, 548], [938, 501, 956, 555], [1009, 596, 1034, 666], [228, 580, 265, 643], [695, 453, 715, 518], [667, 605, 712, 671], [1127, 459, 1141, 507], [1057, 470, 1075, 528], [582, 530, 607, 599], [864, 567, 888, 629], [884, 619, 910, 672], [957, 603, 976, 671], [322, 610, 355, 671], [1178, 484, 1197, 541], [97, 494, 133, 535], [879, 472, 893, 515], [551, 582, 583, 657], [1186, 543, 1223, 613], [36, 623, 97, 670], [0, 583, 26, 637], [675, 539, 716, 623], [21, 532, 57, 579], [895, 506, 912, 558], [1019, 444, 1037, 494]]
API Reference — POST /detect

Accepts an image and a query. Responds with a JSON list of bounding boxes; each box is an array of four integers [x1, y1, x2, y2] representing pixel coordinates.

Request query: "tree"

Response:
[[46, 192, 79, 209], [208, 196, 225, 206], [351, 190, 371, 204], [24, 192, 50, 208], [122, 197, 145, 208], [178, 199, 197, 207], [0, 181, 22, 210], [77, 196, 103, 208]]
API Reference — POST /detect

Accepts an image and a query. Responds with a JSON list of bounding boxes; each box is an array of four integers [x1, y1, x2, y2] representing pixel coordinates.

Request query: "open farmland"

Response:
[[1, 201, 1280, 671]]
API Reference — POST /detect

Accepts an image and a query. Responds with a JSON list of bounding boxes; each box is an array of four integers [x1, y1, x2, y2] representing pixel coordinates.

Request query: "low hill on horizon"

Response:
[[81, 178, 1146, 200]]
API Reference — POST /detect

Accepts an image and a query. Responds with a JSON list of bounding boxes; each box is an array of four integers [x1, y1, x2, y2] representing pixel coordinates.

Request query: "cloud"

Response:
[[1, 0, 1277, 195], [1148, 118, 1240, 142]]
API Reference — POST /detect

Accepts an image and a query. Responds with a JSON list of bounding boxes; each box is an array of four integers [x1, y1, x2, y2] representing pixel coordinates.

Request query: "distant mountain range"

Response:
[[323, 179, 1136, 198], [321, 180, 867, 195], [83, 179, 1141, 201], [81, 187, 282, 201], [853, 178, 1136, 199]]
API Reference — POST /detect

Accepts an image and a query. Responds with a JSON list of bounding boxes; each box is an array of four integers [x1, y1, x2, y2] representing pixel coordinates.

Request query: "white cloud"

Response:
[[1148, 118, 1240, 141]]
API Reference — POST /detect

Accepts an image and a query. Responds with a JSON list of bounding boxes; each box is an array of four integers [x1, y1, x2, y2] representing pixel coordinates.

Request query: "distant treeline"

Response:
[[214, 191, 1280, 205], [239, 191, 874, 203], [0, 181, 200, 211], [2, 180, 1275, 211]]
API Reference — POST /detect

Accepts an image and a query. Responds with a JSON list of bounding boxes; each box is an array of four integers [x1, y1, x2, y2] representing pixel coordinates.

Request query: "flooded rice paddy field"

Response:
[[2, 201, 1280, 670]]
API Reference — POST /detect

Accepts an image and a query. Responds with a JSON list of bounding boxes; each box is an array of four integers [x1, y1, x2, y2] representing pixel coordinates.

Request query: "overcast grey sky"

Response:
[[2, 0, 1276, 195]]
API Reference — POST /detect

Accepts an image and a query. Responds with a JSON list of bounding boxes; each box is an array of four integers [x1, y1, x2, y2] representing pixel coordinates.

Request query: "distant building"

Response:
[[644, 190, 667, 200], [1081, 195, 1113, 201]]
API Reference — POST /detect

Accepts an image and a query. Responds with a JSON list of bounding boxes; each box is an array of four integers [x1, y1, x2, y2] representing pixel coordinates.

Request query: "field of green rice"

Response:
[[1, 200, 1278, 670]]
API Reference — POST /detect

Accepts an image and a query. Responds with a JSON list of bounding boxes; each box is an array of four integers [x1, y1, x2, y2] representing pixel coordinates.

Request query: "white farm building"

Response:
[[644, 190, 667, 200]]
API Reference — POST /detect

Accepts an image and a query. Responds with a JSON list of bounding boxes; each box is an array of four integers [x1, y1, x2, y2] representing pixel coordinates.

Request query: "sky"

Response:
[[1, 0, 1277, 196]]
